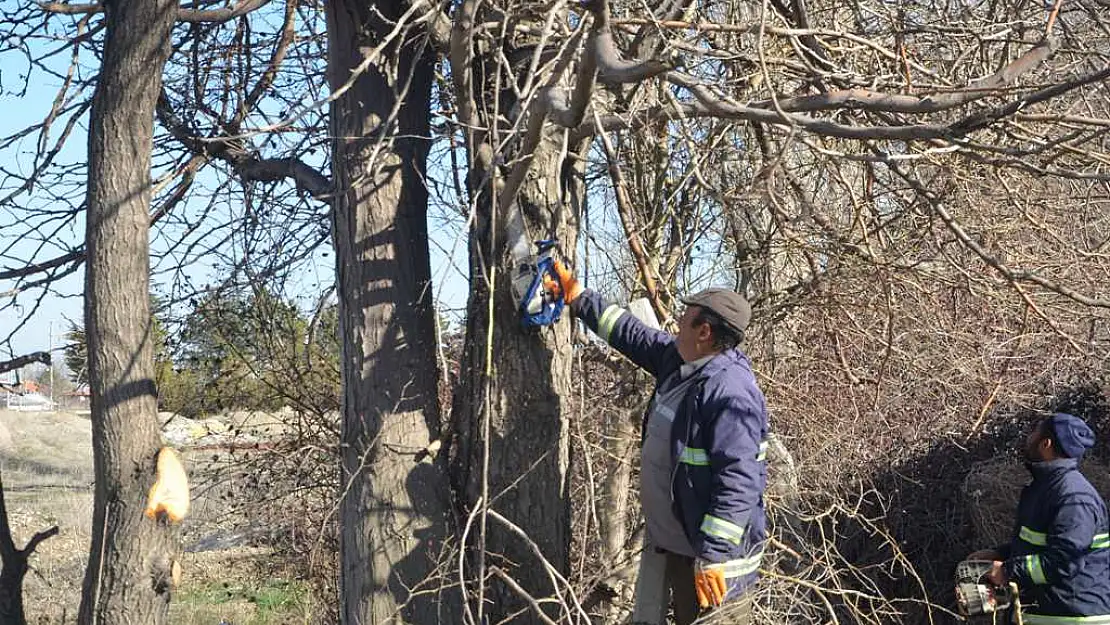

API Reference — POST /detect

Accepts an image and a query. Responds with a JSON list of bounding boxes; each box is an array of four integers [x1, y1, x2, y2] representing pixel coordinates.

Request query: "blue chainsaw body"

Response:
[[517, 239, 564, 327]]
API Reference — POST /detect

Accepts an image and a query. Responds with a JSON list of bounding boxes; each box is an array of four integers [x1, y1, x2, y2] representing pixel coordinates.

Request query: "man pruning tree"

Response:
[[550, 261, 768, 625], [969, 413, 1110, 624]]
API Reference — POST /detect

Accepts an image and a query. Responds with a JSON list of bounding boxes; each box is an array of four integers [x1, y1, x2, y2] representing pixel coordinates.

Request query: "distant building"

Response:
[[5, 391, 55, 412]]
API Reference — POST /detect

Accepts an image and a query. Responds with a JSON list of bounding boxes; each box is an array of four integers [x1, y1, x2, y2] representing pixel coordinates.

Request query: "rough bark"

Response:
[[451, 123, 579, 621], [76, 0, 178, 622], [327, 1, 459, 622]]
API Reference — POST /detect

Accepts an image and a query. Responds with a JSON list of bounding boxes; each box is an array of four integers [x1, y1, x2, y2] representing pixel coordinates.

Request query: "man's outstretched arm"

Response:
[[555, 261, 675, 377]]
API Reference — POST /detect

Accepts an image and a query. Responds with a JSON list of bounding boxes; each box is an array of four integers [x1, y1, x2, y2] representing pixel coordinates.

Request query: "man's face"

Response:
[[1024, 419, 1051, 462], [675, 305, 711, 363]]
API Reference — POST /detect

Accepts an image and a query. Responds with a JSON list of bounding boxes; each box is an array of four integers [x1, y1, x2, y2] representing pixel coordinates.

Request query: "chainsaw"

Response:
[[510, 239, 565, 327], [955, 560, 1021, 622]]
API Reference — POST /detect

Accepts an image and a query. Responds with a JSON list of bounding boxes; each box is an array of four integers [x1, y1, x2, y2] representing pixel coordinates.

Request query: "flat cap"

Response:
[[681, 288, 751, 335]]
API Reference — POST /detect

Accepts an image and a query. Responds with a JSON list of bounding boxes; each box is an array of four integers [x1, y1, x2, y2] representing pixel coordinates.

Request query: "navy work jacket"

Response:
[[571, 289, 769, 595], [1001, 458, 1110, 621]]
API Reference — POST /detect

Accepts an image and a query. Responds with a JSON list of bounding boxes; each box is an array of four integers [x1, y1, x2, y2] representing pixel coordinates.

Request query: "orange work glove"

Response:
[[145, 447, 190, 523], [694, 561, 727, 609], [549, 259, 583, 304]]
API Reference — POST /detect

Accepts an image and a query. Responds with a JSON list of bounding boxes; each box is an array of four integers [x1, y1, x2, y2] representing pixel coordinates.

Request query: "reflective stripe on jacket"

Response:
[[1002, 458, 1110, 618], [571, 289, 769, 597]]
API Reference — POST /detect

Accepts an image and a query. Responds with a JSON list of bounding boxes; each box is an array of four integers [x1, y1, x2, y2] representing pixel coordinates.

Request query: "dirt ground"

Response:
[[0, 408, 323, 625]]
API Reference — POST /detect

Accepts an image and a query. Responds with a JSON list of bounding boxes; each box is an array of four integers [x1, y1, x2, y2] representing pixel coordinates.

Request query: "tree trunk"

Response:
[[451, 127, 578, 622], [0, 474, 58, 625], [598, 415, 637, 564], [327, 1, 459, 623], [77, 0, 178, 622]]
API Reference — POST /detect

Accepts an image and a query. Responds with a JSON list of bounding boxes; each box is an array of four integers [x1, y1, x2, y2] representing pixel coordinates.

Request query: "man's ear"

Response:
[[698, 322, 713, 342], [1041, 437, 1054, 454]]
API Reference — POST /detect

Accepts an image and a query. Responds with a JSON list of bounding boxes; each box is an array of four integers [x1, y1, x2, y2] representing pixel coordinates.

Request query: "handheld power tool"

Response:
[[955, 560, 1018, 620]]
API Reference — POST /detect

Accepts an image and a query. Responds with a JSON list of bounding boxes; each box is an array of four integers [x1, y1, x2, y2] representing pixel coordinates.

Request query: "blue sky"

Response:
[[0, 13, 478, 367], [0, 8, 727, 371], [0, 61, 86, 361], [0, 101, 465, 373]]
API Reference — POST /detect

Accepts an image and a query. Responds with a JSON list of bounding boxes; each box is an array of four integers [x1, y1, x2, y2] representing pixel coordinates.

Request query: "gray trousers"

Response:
[[632, 547, 753, 625]]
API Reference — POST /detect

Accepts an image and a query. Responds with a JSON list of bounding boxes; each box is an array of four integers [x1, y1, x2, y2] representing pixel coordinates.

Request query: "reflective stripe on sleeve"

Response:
[[1022, 614, 1110, 625], [597, 305, 626, 344], [1020, 526, 1048, 546], [700, 514, 745, 545], [756, 440, 768, 462], [1026, 553, 1047, 585], [679, 447, 709, 466], [1093, 533, 1110, 550], [702, 550, 764, 579]]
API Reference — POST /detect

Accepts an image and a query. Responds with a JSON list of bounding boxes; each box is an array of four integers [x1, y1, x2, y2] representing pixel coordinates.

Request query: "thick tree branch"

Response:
[[38, 0, 271, 23], [427, 8, 453, 52], [549, 29, 599, 128], [449, 0, 481, 135], [771, 0, 832, 73], [234, 0, 296, 125], [235, 158, 331, 197], [0, 250, 83, 281], [497, 25, 591, 217], [587, 0, 671, 83], [669, 76, 957, 140], [569, 15, 1062, 142], [747, 39, 1054, 114], [176, 0, 269, 22], [156, 92, 331, 199], [592, 30, 671, 83], [0, 352, 51, 376], [579, 51, 1108, 143], [951, 61, 1110, 134], [611, 19, 940, 78]]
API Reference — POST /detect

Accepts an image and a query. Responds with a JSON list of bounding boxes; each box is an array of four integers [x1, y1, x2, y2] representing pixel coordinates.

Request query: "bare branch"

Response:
[[886, 159, 1110, 308], [592, 30, 671, 83], [611, 19, 941, 78], [235, 158, 332, 199], [0, 352, 51, 375], [38, 0, 272, 23], [749, 40, 1054, 115], [488, 567, 560, 625], [587, 0, 671, 83], [951, 61, 1110, 134], [156, 92, 332, 199], [592, 109, 671, 320], [0, 249, 82, 281]]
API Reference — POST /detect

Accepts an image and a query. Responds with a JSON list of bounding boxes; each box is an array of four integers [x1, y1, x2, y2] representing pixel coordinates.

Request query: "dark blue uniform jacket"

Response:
[[571, 289, 769, 595], [1001, 458, 1110, 620]]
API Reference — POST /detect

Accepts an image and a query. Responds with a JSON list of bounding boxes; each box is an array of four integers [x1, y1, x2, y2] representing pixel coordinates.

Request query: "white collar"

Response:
[[679, 352, 718, 379]]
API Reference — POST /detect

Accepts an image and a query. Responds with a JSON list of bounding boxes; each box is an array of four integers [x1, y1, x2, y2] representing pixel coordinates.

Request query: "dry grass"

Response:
[[1, 409, 94, 623], [0, 408, 324, 625]]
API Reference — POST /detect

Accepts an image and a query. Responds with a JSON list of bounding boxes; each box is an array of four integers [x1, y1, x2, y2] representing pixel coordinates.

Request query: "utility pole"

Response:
[[48, 322, 54, 410]]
